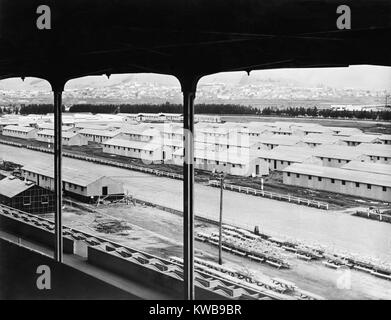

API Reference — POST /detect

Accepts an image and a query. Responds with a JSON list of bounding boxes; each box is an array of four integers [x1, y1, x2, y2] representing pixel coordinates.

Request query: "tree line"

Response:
[[68, 103, 259, 115], [261, 106, 391, 121], [15, 103, 391, 121], [19, 104, 65, 115], [0, 106, 16, 114]]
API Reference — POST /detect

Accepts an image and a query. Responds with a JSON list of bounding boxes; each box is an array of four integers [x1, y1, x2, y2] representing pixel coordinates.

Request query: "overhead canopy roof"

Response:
[[0, 0, 390, 84]]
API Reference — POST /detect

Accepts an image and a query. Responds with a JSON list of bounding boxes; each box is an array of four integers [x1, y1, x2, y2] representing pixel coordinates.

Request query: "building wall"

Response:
[[259, 141, 306, 150], [271, 131, 293, 136], [194, 158, 244, 176], [22, 171, 55, 191], [165, 115, 183, 122], [316, 157, 352, 168], [163, 132, 184, 141], [303, 141, 344, 148], [0, 185, 55, 215], [380, 139, 391, 145], [283, 172, 391, 202], [195, 115, 222, 123], [345, 141, 362, 146], [162, 146, 173, 163], [22, 171, 123, 201], [258, 156, 322, 172], [37, 133, 88, 146], [121, 132, 154, 142], [172, 149, 269, 176], [201, 143, 257, 154], [172, 154, 183, 166], [80, 133, 123, 143], [139, 114, 165, 122], [102, 144, 163, 163], [193, 156, 268, 176], [65, 134, 89, 146], [36, 133, 53, 143], [3, 128, 38, 140], [161, 143, 182, 158], [123, 114, 139, 122], [367, 155, 391, 164], [84, 177, 124, 197], [259, 158, 295, 171], [63, 181, 88, 197]]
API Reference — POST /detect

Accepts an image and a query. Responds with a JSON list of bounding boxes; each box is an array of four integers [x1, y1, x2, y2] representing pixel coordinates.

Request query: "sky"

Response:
[[200, 65, 391, 90], [0, 65, 390, 91]]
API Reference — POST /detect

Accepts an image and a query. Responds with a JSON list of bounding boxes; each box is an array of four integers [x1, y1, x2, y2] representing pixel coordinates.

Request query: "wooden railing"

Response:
[[208, 180, 329, 210]]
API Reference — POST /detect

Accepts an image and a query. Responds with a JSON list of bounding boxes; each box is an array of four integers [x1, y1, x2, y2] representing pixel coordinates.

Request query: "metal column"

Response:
[[182, 79, 197, 300], [218, 174, 224, 265], [53, 86, 63, 262]]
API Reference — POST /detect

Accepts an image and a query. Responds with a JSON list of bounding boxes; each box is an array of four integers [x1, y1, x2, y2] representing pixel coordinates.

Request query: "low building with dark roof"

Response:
[[0, 176, 55, 214]]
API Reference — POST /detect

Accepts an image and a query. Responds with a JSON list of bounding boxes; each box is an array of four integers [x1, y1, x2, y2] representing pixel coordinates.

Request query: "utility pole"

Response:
[[218, 172, 224, 265]]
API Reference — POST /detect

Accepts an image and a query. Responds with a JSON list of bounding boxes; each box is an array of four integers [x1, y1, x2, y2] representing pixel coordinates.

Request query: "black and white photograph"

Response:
[[0, 0, 390, 306]]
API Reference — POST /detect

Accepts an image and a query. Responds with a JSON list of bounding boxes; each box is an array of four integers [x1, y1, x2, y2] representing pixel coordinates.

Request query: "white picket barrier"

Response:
[[208, 180, 329, 210]]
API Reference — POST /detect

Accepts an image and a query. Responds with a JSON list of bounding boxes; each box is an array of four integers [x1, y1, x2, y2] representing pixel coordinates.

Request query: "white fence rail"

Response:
[[208, 180, 329, 210]]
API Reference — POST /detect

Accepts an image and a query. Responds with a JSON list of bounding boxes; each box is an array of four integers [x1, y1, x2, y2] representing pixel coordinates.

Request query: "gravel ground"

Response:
[[59, 203, 391, 300]]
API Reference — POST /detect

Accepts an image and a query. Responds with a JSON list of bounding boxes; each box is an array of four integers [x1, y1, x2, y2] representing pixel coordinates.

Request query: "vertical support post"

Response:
[[51, 81, 65, 262], [181, 76, 198, 300], [219, 174, 224, 265]]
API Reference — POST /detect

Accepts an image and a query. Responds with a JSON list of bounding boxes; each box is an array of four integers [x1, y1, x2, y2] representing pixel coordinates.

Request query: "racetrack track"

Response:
[[1, 143, 390, 262]]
